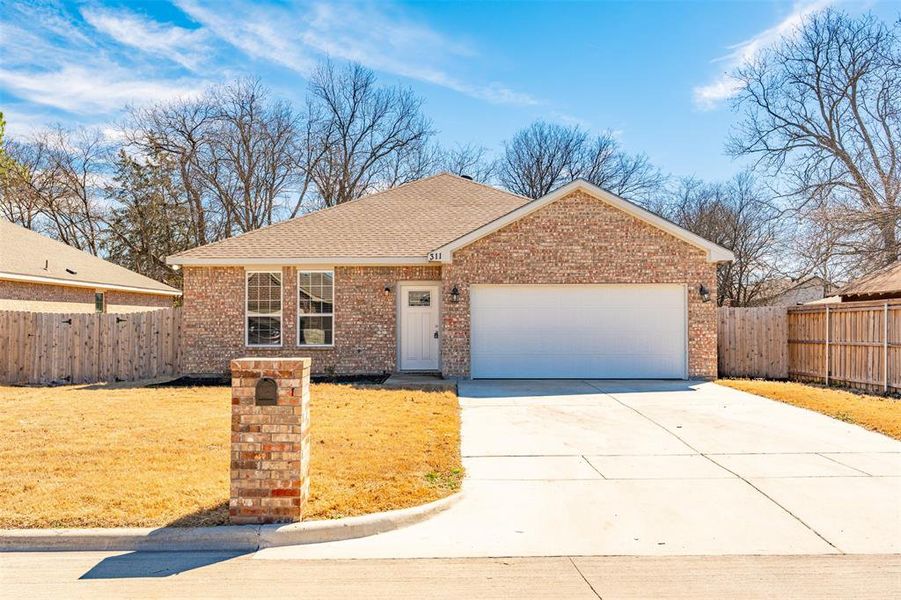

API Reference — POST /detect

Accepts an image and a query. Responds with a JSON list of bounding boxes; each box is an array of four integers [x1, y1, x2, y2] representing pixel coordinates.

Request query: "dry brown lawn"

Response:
[[0, 383, 461, 529], [718, 379, 901, 441]]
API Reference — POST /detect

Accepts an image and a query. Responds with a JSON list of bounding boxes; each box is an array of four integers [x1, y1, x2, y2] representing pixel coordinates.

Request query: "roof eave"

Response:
[[167, 255, 432, 267], [0, 271, 182, 296], [840, 290, 901, 300]]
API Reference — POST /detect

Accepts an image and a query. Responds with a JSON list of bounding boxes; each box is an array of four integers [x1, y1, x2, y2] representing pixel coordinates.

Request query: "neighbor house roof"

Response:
[[805, 295, 841, 305], [837, 261, 901, 300], [0, 220, 181, 296], [167, 173, 734, 266], [750, 276, 832, 306]]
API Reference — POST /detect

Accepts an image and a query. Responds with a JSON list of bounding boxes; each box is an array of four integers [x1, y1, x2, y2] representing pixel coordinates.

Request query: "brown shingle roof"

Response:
[[0, 220, 180, 295], [838, 261, 901, 298], [168, 173, 530, 263]]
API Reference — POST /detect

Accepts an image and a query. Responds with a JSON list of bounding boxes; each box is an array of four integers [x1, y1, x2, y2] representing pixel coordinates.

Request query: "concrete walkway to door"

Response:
[[257, 380, 901, 560]]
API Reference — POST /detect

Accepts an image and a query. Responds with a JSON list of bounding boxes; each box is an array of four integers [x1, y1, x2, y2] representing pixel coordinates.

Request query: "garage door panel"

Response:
[[470, 285, 686, 379]]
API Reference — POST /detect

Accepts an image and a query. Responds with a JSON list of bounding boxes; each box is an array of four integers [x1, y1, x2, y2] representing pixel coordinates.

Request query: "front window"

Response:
[[94, 292, 105, 313], [246, 271, 282, 346], [298, 270, 334, 346]]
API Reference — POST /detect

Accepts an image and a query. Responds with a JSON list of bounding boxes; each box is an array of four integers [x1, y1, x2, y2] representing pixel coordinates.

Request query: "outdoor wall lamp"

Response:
[[384, 284, 393, 295], [699, 284, 711, 303], [450, 285, 461, 303]]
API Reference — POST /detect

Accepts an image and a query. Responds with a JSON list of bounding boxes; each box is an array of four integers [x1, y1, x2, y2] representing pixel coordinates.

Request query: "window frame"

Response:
[[94, 291, 106, 314], [245, 269, 284, 348], [296, 269, 335, 348]]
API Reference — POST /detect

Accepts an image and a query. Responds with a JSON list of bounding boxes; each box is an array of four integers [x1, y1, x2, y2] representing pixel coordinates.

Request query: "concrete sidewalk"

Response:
[[259, 380, 901, 559], [1, 552, 897, 599]]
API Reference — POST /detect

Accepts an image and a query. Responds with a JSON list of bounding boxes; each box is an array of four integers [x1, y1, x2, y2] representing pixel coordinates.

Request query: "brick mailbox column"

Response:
[[229, 357, 311, 524]]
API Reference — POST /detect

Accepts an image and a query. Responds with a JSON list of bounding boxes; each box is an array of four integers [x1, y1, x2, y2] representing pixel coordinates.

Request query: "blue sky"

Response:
[[1, 0, 892, 181]]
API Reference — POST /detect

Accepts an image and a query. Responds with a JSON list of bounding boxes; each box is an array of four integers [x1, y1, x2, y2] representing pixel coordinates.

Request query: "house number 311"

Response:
[[428, 251, 443, 261]]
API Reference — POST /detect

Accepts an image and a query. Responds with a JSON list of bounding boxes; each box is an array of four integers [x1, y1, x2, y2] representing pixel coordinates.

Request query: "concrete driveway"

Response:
[[258, 380, 901, 560]]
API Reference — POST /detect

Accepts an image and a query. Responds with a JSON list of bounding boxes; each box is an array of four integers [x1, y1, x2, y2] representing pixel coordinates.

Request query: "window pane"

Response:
[[247, 316, 281, 345], [298, 288, 312, 314], [248, 272, 281, 314], [298, 271, 333, 315], [408, 291, 431, 307], [299, 315, 333, 345], [94, 292, 105, 313]]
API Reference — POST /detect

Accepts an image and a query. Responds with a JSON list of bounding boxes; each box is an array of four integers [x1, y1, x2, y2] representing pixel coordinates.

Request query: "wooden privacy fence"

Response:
[[718, 307, 789, 379], [788, 301, 901, 394], [0, 308, 181, 385], [719, 301, 901, 394]]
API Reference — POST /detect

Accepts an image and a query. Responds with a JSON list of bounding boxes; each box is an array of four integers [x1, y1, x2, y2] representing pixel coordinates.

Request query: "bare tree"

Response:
[[786, 191, 866, 289], [201, 78, 300, 233], [729, 9, 901, 271], [0, 140, 43, 229], [441, 143, 496, 182], [303, 61, 434, 207], [125, 98, 219, 245], [103, 148, 191, 288], [1, 127, 109, 253], [126, 79, 301, 238], [289, 99, 331, 217], [579, 136, 664, 202], [497, 121, 584, 198], [381, 140, 443, 190], [664, 173, 785, 306], [498, 120, 664, 201]]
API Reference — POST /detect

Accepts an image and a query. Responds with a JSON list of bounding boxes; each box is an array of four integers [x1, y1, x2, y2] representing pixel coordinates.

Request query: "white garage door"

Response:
[[470, 284, 687, 379]]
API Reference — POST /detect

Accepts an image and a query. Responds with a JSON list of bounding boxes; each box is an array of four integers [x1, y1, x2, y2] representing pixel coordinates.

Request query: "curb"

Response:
[[0, 492, 462, 552]]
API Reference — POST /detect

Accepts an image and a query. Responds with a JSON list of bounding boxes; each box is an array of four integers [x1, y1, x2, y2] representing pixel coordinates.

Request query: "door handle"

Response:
[[433, 331, 439, 339]]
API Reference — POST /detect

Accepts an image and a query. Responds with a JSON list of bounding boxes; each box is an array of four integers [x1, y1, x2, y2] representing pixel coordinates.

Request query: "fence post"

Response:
[[825, 305, 830, 386], [885, 302, 890, 393]]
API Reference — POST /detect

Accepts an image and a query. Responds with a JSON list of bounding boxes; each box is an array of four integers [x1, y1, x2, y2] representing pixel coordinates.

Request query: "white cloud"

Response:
[[0, 2, 207, 120], [693, 0, 834, 110], [0, 64, 201, 114], [81, 7, 209, 71], [174, 0, 318, 74], [2, 0, 536, 130], [0, 107, 54, 139], [175, 0, 538, 106], [693, 77, 745, 109]]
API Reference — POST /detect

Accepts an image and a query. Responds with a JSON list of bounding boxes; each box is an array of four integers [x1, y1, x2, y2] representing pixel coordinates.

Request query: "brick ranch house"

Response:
[[1, 219, 180, 313], [168, 173, 733, 380]]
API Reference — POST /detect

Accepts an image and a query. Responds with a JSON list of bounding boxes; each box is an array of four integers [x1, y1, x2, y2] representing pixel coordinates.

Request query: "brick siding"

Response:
[[441, 190, 718, 378], [181, 265, 440, 375], [0, 279, 173, 313], [229, 357, 311, 524]]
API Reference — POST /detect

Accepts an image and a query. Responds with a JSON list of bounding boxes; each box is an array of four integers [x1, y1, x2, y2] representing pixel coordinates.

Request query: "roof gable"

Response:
[[0, 220, 180, 296], [432, 179, 735, 264]]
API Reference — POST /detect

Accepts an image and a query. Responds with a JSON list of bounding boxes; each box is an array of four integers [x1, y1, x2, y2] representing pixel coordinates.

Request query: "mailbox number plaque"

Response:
[[255, 377, 278, 406]]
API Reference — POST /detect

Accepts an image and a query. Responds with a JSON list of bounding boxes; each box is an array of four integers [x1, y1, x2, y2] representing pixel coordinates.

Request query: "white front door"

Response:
[[400, 284, 440, 371]]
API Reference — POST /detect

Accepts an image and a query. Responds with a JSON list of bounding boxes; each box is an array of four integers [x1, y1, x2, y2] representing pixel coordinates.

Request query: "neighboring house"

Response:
[[834, 261, 901, 302], [751, 276, 833, 306], [804, 295, 841, 305], [167, 173, 733, 380], [1, 220, 181, 313]]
